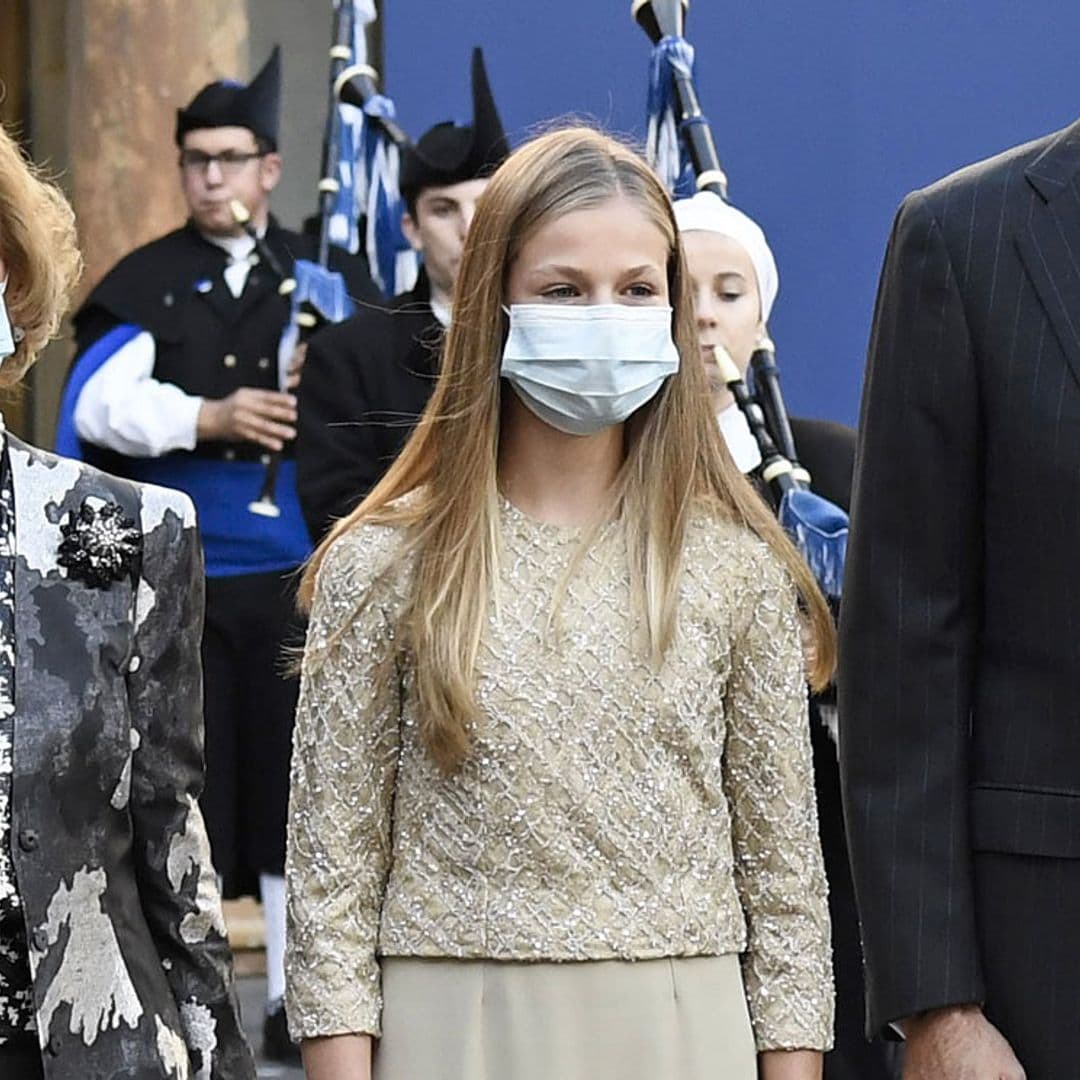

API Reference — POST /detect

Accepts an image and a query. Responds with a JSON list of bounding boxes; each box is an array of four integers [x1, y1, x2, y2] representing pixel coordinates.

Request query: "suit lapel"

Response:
[[7, 438, 140, 683], [1016, 120, 1080, 390], [8, 435, 85, 589], [7, 437, 89, 757]]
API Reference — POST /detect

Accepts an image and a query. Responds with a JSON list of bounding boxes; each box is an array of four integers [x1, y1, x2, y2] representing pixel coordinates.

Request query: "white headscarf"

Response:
[[673, 191, 779, 324]]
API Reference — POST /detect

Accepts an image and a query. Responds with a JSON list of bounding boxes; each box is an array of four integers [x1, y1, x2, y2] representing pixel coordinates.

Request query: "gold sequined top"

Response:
[[285, 499, 833, 1052]]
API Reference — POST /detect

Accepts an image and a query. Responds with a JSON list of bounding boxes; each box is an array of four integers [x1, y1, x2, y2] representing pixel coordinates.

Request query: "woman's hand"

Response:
[[299, 1033, 373, 1080], [759, 1049, 823, 1080]]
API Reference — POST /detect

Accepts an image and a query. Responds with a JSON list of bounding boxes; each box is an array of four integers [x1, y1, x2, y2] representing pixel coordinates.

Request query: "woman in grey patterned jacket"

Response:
[[0, 124, 255, 1080]]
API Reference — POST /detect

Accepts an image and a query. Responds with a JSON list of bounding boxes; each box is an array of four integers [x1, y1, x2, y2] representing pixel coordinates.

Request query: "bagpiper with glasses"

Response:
[[57, 46, 376, 1066]]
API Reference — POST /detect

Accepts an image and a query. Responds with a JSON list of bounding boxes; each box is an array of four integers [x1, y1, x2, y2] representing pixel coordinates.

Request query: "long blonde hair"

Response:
[[0, 124, 82, 386], [301, 126, 836, 773]]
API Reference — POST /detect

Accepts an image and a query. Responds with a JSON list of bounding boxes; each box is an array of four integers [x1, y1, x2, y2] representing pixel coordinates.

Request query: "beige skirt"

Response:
[[373, 954, 757, 1080]]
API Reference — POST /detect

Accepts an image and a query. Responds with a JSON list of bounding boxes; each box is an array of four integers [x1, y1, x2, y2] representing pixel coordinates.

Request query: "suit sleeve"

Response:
[[297, 328, 385, 542], [127, 490, 256, 1080], [838, 190, 985, 1035]]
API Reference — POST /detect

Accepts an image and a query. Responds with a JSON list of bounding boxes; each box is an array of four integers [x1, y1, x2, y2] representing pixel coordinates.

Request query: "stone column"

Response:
[[66, 0, 251, 292], [26, 0, 250, 443], [0, 2, 29, 132]]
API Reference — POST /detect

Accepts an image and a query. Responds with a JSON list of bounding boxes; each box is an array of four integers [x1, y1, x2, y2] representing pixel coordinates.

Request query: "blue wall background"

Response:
[[386, 3, 1080, 426]]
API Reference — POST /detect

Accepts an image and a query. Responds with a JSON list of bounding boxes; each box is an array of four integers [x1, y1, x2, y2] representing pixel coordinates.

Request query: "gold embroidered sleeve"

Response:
[[724, 550, 834, 1051], [285, 533, 401, 1039]]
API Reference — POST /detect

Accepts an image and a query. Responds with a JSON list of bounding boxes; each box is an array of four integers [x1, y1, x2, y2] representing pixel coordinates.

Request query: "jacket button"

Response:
[[223, 449, 236, 462], [223, 353, 238, 368], [18, 828, 39, 852], [258, 356, 271, 370], [31, 928, 49, 952], [260, 453, 271, 466]]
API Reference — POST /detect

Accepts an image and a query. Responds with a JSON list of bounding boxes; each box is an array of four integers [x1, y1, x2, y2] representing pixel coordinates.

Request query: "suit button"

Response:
[[223, 449, 236, 462], [258, 356, 271, 370], [223, 353, 238, 368], [18, 828, 39, 852], [260, 453, 271, 466], [31, 928, 49, 952]]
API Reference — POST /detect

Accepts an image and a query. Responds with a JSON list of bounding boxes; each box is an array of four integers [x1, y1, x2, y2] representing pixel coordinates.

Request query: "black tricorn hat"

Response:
[[175, 46, 282, 149], [400, 47, 509, 205]]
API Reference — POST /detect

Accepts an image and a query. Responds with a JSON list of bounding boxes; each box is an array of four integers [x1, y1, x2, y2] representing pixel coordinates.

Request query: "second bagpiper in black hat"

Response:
[[400, 47, 509, 204], [175, 46, 283, 150]]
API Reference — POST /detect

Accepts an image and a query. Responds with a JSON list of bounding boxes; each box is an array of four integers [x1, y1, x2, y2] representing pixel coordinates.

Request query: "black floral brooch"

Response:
[[57, 499, 141, 588]]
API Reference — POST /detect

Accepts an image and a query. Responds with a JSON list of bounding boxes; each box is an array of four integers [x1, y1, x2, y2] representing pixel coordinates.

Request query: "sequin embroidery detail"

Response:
[[286, 501, 833, 1051]]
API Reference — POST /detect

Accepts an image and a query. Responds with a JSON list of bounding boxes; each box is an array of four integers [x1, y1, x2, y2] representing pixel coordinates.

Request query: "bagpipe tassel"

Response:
[[359, 94, 418, 297], [779, 488, 849, 601], [326, 0, 417, 296], [645, 36, 698, 198], [277, 259, 356, 374]]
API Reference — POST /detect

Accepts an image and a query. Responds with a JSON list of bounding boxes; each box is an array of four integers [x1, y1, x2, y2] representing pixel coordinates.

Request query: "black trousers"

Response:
[[200, 569, 304, 897], [975, 852, 1080, 1079], [0, 1036, 43, 1079], [811, 707, 899, 1080]]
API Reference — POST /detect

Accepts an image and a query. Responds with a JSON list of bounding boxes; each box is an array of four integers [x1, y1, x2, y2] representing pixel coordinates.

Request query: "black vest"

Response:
[[72, 219, 379, 467]]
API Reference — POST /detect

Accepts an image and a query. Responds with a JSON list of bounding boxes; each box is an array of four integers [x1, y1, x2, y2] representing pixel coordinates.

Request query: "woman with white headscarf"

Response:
[[675, 191, 897, 1080], [674, 192, 856, 508]]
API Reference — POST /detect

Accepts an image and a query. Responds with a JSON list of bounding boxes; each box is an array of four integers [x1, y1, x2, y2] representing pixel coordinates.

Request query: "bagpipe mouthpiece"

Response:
[[713, 344, 743, 386]]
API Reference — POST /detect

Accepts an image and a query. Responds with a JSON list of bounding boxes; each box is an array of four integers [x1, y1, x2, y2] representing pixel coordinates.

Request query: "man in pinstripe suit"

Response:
[[840, 120, 1080, 1080]]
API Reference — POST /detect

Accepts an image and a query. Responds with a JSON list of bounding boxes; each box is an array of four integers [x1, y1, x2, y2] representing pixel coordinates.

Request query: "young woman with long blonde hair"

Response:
[[286, 126, 835, 1080]]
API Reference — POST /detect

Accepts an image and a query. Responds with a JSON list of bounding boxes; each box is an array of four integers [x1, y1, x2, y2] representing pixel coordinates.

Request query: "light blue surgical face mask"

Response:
[[500, 303, 680, 436], [0, 280, 23, 364]]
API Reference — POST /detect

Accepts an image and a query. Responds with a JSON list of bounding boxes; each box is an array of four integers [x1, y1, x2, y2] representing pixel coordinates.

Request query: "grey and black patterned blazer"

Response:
[[6, 435, 254, 1079], [840, 118, 1080, 1065]]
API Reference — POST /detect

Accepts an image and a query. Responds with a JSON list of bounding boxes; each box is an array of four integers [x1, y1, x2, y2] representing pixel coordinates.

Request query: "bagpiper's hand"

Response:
[[902, 1005, 1025, 1080], [197, 388, 298, 452], [285, 342, 308, 391]]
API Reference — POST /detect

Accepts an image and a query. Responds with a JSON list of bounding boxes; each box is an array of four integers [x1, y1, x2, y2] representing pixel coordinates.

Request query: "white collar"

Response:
[[717, 402, 762, 474], [430, 298, 452, 328], [202, 229, 259, 264]]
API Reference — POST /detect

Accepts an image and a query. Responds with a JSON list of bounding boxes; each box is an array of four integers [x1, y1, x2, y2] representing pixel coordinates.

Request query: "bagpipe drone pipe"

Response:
[[633, 0, 847, 599], [249, 0, 416, 517]]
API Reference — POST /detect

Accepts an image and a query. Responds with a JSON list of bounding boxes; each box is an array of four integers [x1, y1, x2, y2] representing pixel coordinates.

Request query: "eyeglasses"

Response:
[[179, 149, 266, 176]]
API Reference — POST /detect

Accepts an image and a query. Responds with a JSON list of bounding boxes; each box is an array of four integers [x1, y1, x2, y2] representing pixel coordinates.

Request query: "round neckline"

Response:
[[498, 493, 586, 539], [497, 492, 624, 543]]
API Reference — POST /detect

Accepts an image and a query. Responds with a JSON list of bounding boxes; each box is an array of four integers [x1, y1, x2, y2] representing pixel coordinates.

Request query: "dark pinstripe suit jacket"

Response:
[[839, 119, 1080, 1036]]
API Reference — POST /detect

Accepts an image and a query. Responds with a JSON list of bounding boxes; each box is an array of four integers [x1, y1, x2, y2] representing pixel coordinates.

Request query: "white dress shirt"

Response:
[[74, 231, 261, 458]]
